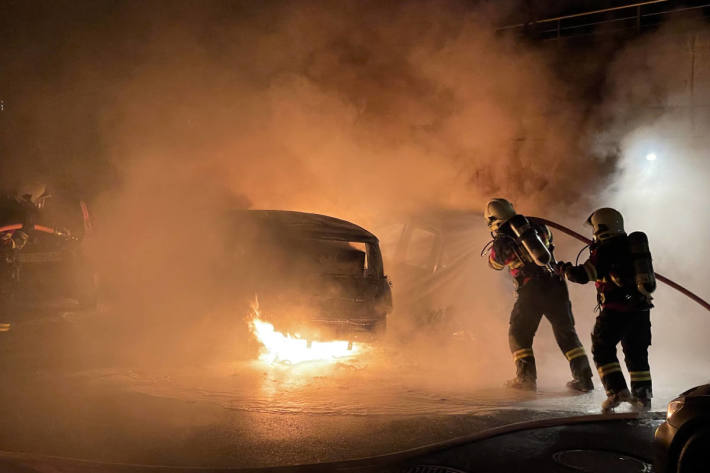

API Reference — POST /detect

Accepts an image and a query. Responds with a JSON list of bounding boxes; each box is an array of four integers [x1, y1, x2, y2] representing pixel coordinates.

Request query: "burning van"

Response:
[[226, 210, 392, 341]]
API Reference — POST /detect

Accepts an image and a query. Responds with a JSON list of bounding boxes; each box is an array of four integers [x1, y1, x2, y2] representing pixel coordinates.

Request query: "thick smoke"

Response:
[[1, 1, 708, 392], [1, 1, 585, 372], [2, 1, 613, 214]]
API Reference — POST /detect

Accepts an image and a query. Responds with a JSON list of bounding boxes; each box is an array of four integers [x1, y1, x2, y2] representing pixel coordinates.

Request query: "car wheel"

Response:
[[677, 427, 710, 473]]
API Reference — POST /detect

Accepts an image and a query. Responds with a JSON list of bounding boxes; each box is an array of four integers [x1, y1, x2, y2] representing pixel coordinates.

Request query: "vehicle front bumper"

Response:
[[307, 316, 385, 339]]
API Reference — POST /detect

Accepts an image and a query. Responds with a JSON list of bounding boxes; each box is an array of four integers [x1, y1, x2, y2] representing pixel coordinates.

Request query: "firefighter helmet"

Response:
[[16, 183, 50, 208], [586, 207, 625, 240], [484, 198, 516, 231]]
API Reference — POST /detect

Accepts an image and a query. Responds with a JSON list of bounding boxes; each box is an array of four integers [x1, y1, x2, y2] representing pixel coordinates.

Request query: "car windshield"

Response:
[[306, 240, 368, 275], [3, 1, 710, 472]]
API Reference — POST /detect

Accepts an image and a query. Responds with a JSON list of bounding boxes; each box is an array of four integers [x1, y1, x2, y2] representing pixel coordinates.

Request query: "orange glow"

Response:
[[248, 301, 366, 365]]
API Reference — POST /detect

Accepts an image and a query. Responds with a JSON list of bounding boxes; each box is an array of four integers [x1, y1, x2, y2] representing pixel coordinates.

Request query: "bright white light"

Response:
[[646, 152, 657, 161]]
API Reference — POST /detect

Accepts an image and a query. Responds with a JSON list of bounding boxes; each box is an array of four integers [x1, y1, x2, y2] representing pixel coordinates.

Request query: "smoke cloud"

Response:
[[1, 0, 708, 400], [2, 1, 616, 215], [594, 18, 710, 386]]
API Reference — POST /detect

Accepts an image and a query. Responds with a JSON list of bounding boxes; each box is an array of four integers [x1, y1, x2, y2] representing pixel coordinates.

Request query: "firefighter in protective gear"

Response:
[[15, 182, 50, 209], [559, 207, 654, 412], [485, 198, 594, 392], [484, 198, 516, 232]]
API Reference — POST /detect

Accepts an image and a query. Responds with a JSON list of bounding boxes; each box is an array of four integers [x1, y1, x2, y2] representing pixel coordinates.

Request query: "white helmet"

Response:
[[586, 207, 625, 240], [484, 198, 516, 231]]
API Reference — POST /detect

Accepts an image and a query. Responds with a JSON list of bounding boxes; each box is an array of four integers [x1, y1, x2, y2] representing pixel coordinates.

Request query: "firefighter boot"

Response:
[[632, 396, 652, 412], [631, 386, 652, 412], [505, 377, 537, 391], [506, 355, 536, 391], [566, 377, 594, 393], [567, 350, 594, 393], [601, 389, 633, 413]]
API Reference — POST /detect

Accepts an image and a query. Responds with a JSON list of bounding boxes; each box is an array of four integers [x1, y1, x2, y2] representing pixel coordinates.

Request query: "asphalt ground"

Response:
[[0, 305, 685, 469]]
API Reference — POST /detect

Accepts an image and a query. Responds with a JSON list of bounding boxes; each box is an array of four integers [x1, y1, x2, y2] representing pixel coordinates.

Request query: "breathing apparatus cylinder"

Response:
[[628, 231, 656, 297], [507, 214, 554, 270]]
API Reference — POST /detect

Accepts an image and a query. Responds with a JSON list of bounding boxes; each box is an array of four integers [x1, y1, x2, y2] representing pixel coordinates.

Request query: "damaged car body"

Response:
[[226, 210, 392, 341], [376, 210, 486, 334]]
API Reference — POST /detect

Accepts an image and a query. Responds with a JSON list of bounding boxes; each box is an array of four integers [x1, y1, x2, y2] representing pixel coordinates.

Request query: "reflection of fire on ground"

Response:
[[248, 300, 368, 365]]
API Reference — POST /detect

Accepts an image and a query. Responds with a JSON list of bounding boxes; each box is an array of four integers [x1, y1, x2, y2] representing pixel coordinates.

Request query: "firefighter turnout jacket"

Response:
[[564, 234, 653, 311], [487, 216, 593, 387], [563, 233, 654, 399], [489, 220, 553, 288]]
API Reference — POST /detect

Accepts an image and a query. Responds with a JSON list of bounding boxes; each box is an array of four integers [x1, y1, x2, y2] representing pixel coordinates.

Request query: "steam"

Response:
[[1, 1, 613, 217], [594, 19, 710, 386], [1, 1, 709, 393]]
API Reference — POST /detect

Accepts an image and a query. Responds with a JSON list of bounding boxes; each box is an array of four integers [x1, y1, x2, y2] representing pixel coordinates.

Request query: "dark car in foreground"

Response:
[[227, 210, 392, 340], [655, 383, 710, 473]]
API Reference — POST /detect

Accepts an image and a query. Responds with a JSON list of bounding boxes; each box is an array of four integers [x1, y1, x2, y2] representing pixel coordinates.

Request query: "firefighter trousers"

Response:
[[509, 276, 592, 382], [592, 308, 652, 398]]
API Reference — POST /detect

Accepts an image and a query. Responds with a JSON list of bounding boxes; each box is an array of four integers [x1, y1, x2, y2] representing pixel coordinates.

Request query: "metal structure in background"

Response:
[[496, 1, 710, 148], [500, 0, 710, 41], [531, 217, 710, 312]]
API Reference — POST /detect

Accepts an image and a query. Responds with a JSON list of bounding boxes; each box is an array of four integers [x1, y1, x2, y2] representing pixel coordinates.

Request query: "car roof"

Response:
[[231, 209, 379, 243]]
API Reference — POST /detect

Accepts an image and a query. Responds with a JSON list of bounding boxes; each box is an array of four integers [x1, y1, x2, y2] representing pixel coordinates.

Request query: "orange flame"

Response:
[[248, 301, 365, 365]]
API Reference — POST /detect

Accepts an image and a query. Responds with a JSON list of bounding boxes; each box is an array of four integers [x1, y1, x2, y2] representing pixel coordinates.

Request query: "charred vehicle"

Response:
[[375, 210, 490, 333], [227, 210, 392, 340], [0, 192, 97, 312]]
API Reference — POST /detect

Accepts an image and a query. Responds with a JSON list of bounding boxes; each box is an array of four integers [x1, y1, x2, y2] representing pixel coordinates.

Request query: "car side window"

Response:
[[404, 227, 438, 270]]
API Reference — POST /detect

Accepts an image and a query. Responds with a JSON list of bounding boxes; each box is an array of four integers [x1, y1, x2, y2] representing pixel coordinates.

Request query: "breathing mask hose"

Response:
[[530, 217, 710, 313]]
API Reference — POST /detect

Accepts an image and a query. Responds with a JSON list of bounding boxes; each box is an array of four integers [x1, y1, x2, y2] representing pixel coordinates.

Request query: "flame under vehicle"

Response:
[[0, 192, 97, 312], [227, 210, 392, 341]]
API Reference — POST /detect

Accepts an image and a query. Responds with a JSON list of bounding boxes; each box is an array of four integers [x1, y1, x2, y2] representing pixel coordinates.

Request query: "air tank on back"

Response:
[[507, 214, 553, 270], [628, 231, 656, 297]]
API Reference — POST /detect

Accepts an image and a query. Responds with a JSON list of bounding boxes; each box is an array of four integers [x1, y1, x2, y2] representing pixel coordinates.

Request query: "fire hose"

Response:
[[531, 217, 710, 312]]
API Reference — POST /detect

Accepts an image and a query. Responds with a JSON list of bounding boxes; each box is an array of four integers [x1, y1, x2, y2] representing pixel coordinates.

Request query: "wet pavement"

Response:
[[0, 368, 586, 468], [0, 306, 689, 469]]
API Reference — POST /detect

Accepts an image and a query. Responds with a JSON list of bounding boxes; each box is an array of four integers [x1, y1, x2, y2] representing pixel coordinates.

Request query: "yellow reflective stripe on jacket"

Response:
[[597, 362, 622, 377], [512, 348, 534, 361], [489, 255, 505, 270], [564, 346, 586, 361], [0, 323, 10, 332], [539, 225, 552, 247], [629, 371, 652, 382]]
